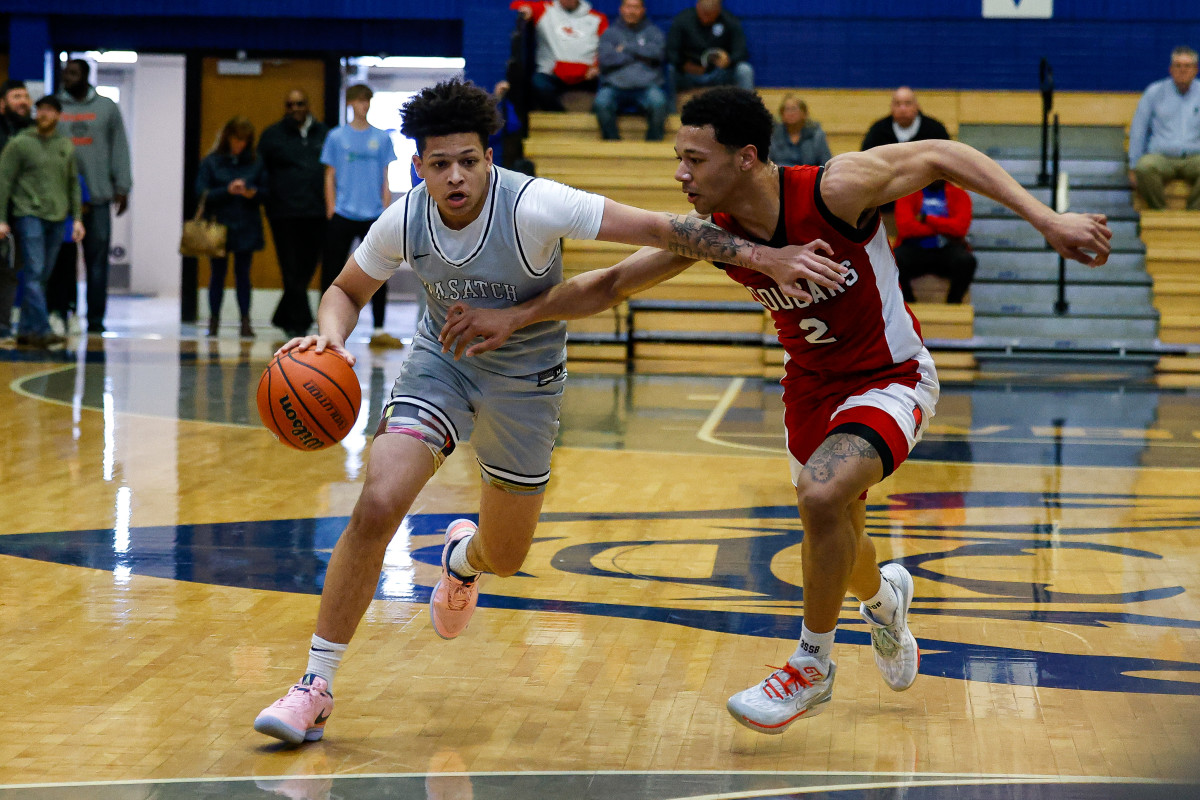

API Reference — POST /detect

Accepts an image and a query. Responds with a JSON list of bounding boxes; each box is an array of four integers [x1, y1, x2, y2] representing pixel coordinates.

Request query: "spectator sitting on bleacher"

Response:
[[1128, 46, 1200, 211], [770, 95, 831, 167], [861, 86, 949, 151], [594, 0, 669, 141], [893, 180, 976, 305], [513, 0, 608, 112], [666, 0, 754, 99]]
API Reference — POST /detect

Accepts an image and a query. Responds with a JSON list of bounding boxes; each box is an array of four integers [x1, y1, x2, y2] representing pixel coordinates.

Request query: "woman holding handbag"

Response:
[[196, 116, 267, 337]]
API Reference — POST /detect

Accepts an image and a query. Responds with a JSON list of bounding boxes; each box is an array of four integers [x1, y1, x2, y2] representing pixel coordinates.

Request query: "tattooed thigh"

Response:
[[802, 432, 882, 486]]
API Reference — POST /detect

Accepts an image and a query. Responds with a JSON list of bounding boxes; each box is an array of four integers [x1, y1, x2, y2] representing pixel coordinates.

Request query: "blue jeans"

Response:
[[668, 62, 756, 106], [593, 85, 669, 141], [82, 202, 112, 332], [13, 216, 66, 337]]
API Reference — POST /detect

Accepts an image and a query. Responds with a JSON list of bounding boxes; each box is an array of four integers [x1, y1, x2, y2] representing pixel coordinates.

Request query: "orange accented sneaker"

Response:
[[254, 675, 334, 745], [429, 519, 480, 640], [726, 656, 835, 734]]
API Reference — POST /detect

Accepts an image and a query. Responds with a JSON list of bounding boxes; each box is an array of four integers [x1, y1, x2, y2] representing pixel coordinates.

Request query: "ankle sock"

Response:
[[304, 634, 347, 690], [447, 534, 479, 580], [862, 572, 900, 624], [792, 623, 835, 670]]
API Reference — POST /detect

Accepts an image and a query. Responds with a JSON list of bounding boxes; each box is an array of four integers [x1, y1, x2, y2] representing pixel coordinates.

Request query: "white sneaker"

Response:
[[861, 562, 919, 691], [726, 656, 835, 734]]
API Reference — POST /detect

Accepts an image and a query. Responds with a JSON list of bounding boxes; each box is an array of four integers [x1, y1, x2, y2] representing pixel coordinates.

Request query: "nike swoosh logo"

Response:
[[413, 253, 430, 259], [314, 710, 331, 724]]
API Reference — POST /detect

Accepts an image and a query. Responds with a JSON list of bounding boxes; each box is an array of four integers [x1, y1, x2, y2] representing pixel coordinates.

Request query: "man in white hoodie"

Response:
[[512, 0, 608, 111]]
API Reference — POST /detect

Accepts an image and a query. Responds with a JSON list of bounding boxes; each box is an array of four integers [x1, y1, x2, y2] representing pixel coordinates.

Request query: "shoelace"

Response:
[[445, 580, 476, 611], [761, 663, 813, 700], [274, 684, 320, 711], [871, 625, 900, 657]]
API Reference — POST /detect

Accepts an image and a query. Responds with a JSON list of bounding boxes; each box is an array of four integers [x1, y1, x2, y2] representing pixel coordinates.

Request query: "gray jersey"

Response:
[[356, 165, 605, 377]]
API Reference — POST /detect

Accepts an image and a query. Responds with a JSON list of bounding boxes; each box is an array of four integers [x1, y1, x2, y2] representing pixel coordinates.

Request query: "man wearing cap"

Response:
[[0, 96, 85, 348], [0, 79, 33, 344]]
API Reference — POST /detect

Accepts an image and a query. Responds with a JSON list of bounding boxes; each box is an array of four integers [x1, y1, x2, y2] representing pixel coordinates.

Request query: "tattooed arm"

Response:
[[595, 199, 847, 301]]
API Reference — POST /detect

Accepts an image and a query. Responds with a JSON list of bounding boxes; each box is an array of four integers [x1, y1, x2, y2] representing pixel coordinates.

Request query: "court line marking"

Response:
[[697, 377, 779, 454], [661, 776, 1170, 800], [0, 770, 1168, 790]]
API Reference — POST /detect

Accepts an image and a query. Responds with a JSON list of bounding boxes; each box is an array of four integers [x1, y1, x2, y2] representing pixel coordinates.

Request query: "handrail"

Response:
[[1038, 57, 1054, 186], [1051, 113, 1069, 315]]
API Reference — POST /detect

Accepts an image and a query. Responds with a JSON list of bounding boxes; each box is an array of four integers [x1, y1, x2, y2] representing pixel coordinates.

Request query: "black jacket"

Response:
[[196, 151, 268, 254], [861, 114, 950, 151], [666, 8, 749, 71], [0, 111, 33, 155], [257, 115, 328, 219]]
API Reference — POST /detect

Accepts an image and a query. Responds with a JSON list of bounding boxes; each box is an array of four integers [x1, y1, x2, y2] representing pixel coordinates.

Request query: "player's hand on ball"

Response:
[[274, 335, 356, 367]]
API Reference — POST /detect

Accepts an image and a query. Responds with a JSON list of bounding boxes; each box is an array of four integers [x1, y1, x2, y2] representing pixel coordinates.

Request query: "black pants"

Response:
[[268, 214, 326, 334], [321, 213, 386, 329], [894, 239, 977, 304], [46, 240, 77, 319]]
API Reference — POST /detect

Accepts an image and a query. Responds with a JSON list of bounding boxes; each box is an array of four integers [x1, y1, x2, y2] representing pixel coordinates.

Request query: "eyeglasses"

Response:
[[286, 101, 308, 108]]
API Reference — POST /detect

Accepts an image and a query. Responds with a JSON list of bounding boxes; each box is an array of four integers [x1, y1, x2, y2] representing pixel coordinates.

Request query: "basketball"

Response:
[[257, 349, 362, 451]]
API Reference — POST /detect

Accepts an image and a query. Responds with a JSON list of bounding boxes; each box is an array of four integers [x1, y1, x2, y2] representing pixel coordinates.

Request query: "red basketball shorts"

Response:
[[781, 347, 940, 486]]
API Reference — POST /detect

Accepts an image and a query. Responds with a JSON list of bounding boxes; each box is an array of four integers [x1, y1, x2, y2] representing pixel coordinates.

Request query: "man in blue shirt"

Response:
[[320, 84, 402, 347], [1129, 46, 1200, 210]]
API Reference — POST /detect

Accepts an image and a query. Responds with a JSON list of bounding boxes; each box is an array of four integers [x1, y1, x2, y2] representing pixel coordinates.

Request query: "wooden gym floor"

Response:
[[1, 298, 1198, 800]]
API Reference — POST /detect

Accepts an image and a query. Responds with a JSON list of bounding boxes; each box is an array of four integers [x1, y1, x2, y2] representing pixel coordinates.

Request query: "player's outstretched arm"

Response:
[[439, 246, 695, 359], [595, 199, 848, 300], [274, 255, 383, 366], [820, 140, 1112, 267]]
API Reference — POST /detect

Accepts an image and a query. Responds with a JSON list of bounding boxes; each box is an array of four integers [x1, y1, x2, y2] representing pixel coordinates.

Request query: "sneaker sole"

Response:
[[880, 563, 920, 692], [726, 694, 831, 734], [253, 714, 325, 744]]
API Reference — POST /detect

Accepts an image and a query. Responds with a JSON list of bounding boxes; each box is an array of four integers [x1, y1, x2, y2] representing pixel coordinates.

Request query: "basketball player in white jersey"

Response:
[[253, 79, 852, 745], [438, 87, 1111, 734]]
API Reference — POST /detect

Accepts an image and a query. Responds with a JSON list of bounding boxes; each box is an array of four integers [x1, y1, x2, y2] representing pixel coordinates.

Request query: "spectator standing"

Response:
[[57, 59, 131, 335], [1128, 46, 1200, 210], [594, 0, 669, 141], [512, 0, 608, 111], [258, 89, 330, 338], [893, 180, 977, 304], [0, 79, 33, 344], [860, 86, 950, 151], [46, 172, 89, 334], [320, 84, 401, 348], [196, 116, 267, 338], [666, 0, 754, 98], [0, 96, 84, 348], [770, 95, 831, 167]]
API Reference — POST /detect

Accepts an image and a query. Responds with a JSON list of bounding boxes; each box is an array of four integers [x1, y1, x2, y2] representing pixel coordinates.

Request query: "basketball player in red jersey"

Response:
[[438, 87, 1111, 733]]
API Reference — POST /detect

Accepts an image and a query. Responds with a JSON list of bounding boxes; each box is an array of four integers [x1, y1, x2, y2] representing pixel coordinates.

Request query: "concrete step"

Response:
[[958, 124, 1127, 160], [974, 251, 1147, 282], [974, 313, 1159, 340], [970, 217, 1141, 252], [970, 188, 1136, 220], [970, 282, 1154, 316]]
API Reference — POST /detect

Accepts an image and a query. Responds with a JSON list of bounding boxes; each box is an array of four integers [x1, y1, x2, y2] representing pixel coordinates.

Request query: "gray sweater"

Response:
[[55, 85, 132, 203], [598, 17, 666, 90]]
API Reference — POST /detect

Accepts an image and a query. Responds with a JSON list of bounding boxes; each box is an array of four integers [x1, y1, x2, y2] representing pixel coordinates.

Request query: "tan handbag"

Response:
[[179, 192, 227, 258]]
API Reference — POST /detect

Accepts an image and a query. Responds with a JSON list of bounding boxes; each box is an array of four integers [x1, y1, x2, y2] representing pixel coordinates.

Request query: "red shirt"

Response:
[[712, 166, 924, 379], [893, 182, 972, 246]]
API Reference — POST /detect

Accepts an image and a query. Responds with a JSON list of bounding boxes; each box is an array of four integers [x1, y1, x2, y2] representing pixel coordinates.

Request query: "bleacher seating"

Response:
[[525, 88, 1198, 373]]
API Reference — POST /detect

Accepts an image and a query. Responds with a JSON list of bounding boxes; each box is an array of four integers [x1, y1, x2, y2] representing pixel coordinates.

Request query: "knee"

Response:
[[347, 485, 406, 543], [795, 479, 849, 530]]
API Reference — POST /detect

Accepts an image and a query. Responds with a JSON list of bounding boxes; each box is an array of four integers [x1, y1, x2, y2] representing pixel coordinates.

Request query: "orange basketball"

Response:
[[256, 349, 362, 451]]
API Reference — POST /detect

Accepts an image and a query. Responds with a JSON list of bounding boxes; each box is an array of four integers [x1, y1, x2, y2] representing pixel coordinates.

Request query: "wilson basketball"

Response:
[[257, 349, 362, 451]]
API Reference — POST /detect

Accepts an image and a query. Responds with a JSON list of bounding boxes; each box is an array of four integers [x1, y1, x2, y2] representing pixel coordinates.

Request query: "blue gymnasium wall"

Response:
[[1, 0, 1198, 92]]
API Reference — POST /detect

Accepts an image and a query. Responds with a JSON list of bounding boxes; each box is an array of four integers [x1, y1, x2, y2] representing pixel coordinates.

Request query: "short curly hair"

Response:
[[401, 79, 501, 156], [680, 87, 773, 163]]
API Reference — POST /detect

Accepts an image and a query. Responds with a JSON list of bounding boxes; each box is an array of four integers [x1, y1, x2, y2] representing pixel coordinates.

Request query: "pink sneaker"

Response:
[[430, 518, 480, 640], [254, 676, 334, 745]]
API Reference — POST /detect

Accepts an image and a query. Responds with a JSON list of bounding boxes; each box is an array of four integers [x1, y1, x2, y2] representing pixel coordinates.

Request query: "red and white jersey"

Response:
[[712, 165, 924, 379]]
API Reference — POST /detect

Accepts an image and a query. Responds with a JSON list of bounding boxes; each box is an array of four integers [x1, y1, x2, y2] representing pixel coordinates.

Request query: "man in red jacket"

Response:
[[892, 179, 976, 304], [513, 0, 608, 111]]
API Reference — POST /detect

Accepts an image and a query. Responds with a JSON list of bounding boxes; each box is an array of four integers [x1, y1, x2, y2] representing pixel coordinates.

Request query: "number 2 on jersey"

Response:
[[800, 317, 838, 344]]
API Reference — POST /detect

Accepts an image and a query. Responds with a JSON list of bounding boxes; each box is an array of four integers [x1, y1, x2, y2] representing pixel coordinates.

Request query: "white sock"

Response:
[[448, 534, 480, 580], [792, 623, 836, 669], [862, 572, 899, 624], [304, 634, 347, 690], [373, 327, 386, 336]]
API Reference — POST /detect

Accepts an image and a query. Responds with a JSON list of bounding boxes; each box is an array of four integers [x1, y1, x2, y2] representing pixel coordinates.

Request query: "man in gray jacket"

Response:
[[594, 0, 669, 141], [57, 59, 131, 335]]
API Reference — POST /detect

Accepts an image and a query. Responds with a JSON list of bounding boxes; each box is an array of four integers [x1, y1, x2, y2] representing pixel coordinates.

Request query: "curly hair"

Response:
[[400, 79, 501, 156], [680, 87, 774, 163]]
